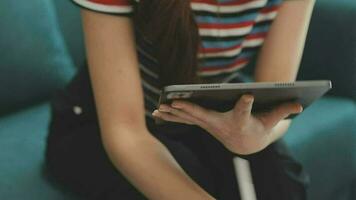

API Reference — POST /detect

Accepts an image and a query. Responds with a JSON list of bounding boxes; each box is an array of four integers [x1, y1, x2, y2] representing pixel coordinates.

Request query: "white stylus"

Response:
[[233, 157, 257, 200]]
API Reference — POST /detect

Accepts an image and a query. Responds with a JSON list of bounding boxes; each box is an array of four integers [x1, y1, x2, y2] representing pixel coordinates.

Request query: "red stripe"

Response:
[[260, 5, 280, 13], [192, 0, 254, 6], [198, 21, 254, 29], [199, 58, 249, 72], [89, 0, 131, 6]]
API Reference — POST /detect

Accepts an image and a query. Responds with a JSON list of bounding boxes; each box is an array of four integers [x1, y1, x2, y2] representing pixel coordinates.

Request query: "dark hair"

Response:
[[133, 0, 208, 88]]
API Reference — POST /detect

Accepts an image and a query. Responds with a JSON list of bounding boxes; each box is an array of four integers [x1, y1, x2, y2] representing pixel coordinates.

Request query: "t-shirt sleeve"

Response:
[[71, 0, 134, 16]]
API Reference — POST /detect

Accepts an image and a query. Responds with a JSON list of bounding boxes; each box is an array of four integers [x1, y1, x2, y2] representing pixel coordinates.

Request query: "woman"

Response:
[[46, 0, 314, 199]]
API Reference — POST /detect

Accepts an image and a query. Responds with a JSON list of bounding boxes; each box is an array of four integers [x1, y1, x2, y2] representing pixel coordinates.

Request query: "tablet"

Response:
[[155, 80, 332, 125]]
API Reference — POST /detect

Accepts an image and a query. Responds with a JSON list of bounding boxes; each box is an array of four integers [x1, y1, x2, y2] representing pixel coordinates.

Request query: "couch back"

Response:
[[297, 0, 356, 99], [53, 0, 86, 69], [0, 0, 76, 116], [241, 0, 356, 99]]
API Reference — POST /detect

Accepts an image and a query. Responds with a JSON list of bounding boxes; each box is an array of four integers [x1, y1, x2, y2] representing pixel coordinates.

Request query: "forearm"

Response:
[[253, 0, 315, 142], [254, 0, 316, 82], [101, 126, 214, 200]]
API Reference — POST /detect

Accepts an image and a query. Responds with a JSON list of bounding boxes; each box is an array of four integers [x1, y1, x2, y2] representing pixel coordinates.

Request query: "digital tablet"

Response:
[[154, 80, 332, 125]]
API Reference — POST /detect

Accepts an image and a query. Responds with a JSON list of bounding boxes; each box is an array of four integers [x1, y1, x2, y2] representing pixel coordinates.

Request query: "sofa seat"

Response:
[[0, 103, 78, 200], [284, 97, 356, 200]]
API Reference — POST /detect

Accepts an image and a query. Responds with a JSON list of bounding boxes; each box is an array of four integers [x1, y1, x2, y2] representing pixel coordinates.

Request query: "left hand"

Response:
[[152, 95, 302, 154]]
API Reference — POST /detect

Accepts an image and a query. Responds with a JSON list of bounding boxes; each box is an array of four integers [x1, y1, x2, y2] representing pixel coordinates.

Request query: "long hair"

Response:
[[133, 0, 208, 88]]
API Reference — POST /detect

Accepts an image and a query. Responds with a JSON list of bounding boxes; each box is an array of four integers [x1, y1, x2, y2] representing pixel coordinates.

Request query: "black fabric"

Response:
[[45, 67, 309, 200]]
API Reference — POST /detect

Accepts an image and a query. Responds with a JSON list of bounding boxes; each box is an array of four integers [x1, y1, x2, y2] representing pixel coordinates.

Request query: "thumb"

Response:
[[233, 94, 254, 120]]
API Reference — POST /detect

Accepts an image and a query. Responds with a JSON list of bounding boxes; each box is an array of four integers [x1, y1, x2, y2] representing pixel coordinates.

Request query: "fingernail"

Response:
[[152, 110, 158, 116], [244, 95, 253, 103], [298, 105, 303, 113]]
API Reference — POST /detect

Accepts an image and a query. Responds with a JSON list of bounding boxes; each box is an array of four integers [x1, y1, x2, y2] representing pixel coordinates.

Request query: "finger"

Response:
[[152, 110, 195, 125], [164, 106, 207, 128], [233, 94, 254, 121], [256, 102, 303, 130], [170, 100, 218, 125]]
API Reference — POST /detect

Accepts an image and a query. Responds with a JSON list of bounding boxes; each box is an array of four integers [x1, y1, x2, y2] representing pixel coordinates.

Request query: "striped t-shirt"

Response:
[[72, 0, 282, 120]]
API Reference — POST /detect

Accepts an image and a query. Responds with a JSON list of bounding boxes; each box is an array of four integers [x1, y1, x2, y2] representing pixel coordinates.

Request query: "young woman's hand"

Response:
[[152, 95, 303, 155]]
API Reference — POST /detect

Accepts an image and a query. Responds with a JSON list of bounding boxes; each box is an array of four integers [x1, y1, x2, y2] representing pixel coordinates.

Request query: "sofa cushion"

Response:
[[0, 103, 79, 200], [284, 96, 356, 200], [0, 0, 76, 116]]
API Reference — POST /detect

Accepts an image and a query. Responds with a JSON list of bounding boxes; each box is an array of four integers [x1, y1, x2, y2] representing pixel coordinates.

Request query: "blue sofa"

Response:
[[0, 0, 355, 199]]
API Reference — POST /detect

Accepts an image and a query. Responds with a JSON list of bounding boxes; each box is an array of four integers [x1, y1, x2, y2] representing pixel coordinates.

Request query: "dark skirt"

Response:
[[45, 66, 309, 200]]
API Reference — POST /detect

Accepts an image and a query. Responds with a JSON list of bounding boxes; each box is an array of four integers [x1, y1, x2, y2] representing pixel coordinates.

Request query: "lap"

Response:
[[46, 108, 308, 200], [45, 118, 238, 199]]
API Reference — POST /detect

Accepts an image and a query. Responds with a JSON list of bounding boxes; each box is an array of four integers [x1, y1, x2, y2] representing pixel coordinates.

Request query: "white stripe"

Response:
[[256, 11, 278, 23], [141, 79, 162, 95], [197, 62, 248, 76], [139, 64, 159, 79], [199, 45, 243, 58], [199, 26, 252, 37], [72, 0, 132, 13], [191, 0, 267, 13], [243, 38, 264, 47], [198, 37, 264, 58]]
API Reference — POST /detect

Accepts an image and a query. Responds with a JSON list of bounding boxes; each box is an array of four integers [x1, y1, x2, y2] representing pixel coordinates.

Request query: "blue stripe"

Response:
[[266, 0, 282, 7], [202, 38, 244, 49], [202, 51, 256, 67], [250, 24, 271, 34], [195, 12, 259, 24]]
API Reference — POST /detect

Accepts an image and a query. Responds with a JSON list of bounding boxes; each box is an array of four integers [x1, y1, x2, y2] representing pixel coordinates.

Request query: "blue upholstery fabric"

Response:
[[0, 0, 354, 199], [285, 97, 356, 200], [52, 0, 85, 69], [0, 103, 79, 200], [0, 0, 76, 115]]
